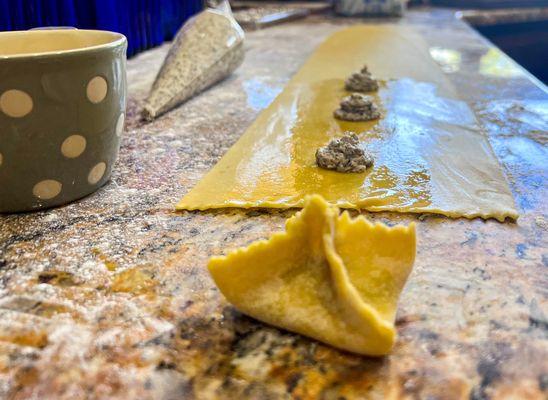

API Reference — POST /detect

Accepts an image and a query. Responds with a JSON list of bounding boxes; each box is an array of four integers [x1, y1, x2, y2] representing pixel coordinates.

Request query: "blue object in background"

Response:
[[0, 0, 204, 56]]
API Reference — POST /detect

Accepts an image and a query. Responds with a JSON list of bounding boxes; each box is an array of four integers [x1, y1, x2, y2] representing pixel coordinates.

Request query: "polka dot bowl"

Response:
[[0, 29, 127, 212]]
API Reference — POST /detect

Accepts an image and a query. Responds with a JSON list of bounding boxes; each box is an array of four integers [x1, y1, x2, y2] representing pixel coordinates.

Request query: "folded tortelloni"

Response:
[[208, 195, 416, 356]]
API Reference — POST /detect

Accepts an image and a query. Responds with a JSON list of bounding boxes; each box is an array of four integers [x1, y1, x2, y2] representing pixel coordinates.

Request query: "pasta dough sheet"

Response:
[[177, 25, 517, 221]]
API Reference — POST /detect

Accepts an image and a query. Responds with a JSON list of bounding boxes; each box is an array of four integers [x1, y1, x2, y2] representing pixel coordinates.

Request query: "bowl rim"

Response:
[[0, 29, 127, 60]]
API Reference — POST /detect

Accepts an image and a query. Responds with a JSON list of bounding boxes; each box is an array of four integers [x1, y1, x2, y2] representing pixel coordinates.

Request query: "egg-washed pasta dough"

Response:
[[208, 195, 416, 356], [177, 25, 517, 221]]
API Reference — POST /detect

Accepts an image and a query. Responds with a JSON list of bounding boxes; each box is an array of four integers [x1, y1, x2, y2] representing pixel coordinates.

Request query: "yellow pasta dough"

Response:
[[177, 25, 517, 221], [208, 195, 416, 356]]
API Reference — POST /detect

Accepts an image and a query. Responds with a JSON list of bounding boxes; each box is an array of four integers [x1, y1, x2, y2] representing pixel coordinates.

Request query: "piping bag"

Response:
[[142, 1, 245, 121]]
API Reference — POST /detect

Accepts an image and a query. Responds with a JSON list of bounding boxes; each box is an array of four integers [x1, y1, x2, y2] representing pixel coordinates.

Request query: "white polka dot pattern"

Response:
[[88, 162, 107, 185], [0, 68, 123, 212], [86, 76, 108, 104], [61, 135, 87, 158], [0, 89, 33, 118], [33, 179, 62, 200]]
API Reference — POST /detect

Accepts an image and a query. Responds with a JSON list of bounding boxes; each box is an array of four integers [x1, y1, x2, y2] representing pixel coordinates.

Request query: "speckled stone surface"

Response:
[[0, 8, 547, 400], [459, 7, 548, 26]]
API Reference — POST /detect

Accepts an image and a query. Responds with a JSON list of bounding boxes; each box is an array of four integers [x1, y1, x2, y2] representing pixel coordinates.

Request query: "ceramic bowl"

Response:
[[0, 29, 127, 212]]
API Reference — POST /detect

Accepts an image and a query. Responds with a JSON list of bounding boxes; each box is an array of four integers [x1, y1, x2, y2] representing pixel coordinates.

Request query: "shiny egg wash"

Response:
[[178, 25, 517, 221]]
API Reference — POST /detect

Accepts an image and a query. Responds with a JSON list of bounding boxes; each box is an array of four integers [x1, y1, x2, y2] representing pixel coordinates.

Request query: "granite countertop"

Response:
[[1, 7, 547, 400], [458, 7, 548, 26]]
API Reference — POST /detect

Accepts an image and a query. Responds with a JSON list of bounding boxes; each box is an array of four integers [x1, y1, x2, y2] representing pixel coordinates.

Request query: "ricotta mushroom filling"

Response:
[[316, 133, 374, 173], [334, 93, 380, 122], [345, 66, 379, 93]]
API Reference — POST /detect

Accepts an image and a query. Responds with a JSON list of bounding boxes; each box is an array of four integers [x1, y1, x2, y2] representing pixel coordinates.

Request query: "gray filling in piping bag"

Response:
[[141, 0, 245, 121]]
